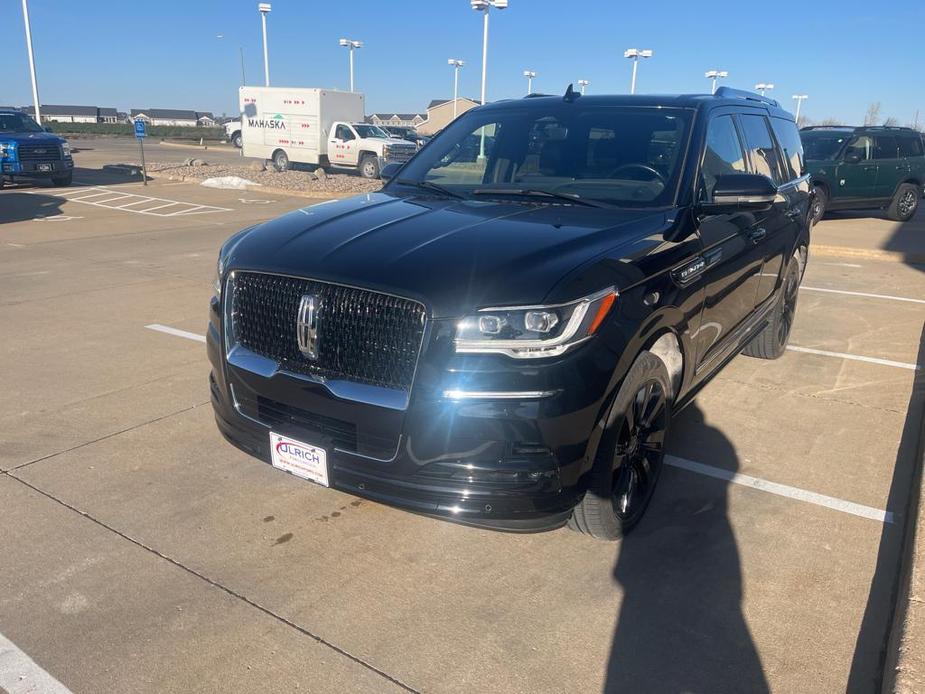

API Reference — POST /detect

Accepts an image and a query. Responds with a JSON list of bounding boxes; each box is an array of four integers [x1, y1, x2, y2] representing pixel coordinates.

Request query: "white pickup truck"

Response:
[[238, 86, 417, 178], [224, 120, 242, 148]]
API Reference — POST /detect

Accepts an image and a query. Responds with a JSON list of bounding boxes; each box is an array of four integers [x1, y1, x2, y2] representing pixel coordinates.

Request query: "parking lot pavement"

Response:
[[1, 144, 924, 693]]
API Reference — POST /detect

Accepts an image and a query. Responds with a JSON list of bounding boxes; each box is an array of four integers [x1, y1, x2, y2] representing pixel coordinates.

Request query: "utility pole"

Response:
[[21, 0, 41, 124], [258, 3, 271, 86]]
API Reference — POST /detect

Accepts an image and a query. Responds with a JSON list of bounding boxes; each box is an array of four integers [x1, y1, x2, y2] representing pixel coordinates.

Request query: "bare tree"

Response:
[[864, 102, 881, 126], [820, 117, 842, 126], [883, 116, 899, 127]]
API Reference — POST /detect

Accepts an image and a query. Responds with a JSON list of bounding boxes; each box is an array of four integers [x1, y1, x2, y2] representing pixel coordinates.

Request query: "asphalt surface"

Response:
[[1, 138, 923, 693]]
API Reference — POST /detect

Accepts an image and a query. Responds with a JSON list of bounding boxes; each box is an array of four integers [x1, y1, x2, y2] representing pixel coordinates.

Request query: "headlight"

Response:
[[454, 288, 617, 358], [0, 142, 14, 159], [213, 255, 224, 296], [61, 142, 71, 157]]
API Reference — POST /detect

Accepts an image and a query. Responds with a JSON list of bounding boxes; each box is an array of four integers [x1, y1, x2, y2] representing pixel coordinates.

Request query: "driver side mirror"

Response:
[[380, 162, 402, 182], [843, 151, 862, 164], [699, 174, 778, 214]]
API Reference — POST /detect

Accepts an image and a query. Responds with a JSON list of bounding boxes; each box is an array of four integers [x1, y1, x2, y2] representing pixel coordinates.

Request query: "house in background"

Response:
[[22, 105, 119, 124], [367, 113, 425, 128], [99, 107, 119, 124], [130, 108, 216, 127], [417, 97, 480, 135]]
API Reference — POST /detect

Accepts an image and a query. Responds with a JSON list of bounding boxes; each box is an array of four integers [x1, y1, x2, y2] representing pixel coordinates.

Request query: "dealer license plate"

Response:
[[269, 432, 329, 487]]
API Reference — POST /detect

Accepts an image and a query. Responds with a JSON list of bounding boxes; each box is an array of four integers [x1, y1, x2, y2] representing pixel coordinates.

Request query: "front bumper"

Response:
[[2, 158, 73, 177], [207, 294, 624, 532]]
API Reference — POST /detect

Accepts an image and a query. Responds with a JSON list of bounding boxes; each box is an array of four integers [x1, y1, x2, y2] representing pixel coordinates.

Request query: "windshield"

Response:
[[0, 112, 44, 133], [354, 124, 390, 139], [801, 131, 850, 160], [392, 104, 692, 207]]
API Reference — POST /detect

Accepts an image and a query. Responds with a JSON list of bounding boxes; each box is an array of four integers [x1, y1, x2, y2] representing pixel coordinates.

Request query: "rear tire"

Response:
[[272, 149, 289, 172], [742, 254, 801, 360], [51, 173, 72, 187], [886, 183, 919, 222], [360, 154, 380, 179], [231, 131, 242, 148], [568, 352, 671, 541], [810, 186, 827, 225]]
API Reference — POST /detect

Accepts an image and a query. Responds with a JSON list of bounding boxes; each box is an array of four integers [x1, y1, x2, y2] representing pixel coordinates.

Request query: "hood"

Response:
[[226, 192, 671, 318], [0, 130, 66, 145]]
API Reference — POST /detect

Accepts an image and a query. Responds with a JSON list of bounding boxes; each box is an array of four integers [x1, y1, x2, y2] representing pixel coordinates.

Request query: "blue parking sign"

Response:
[[134, 119, 147, 138]]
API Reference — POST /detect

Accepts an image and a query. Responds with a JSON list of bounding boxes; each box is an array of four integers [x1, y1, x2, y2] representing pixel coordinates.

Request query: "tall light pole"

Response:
[[448, 59, 465, 118], [471, 0, 508, 106], [339, 39, 363, 92], [792, 94, 808, 123], [20, 0, 41, 124], [755, 82, 774, 97], [258, 3, 271, 86], [705, 69, 728, 94], [577, 79, 590, 95], [523, 70, 536, 94], [217, 35, 246, 86], [623, 48, 653, 94]]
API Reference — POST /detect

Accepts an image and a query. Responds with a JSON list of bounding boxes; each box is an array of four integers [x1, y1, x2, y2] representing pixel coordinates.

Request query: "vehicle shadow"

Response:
[[0, 191, 66, 225], [849, 204, 925, 691], [605, 402, 769, 693]]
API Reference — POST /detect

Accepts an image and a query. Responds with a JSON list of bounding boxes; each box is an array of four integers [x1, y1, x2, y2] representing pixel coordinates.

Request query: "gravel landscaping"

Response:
[[141, 160, 384, 195]]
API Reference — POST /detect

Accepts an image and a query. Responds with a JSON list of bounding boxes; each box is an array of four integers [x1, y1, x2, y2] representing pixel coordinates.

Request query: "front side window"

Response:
[[770, 118, 805, 181], [335, 125, 355, 141], [394, 105, 692, 207], [700, 115, 747, 198], [844, 135, 873, 161], [873, 135, 899, 160], [739, 114, 784, 184]]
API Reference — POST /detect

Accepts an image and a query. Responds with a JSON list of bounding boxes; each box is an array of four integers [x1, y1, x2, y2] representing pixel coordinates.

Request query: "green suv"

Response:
[[800, 126, 924, 224]]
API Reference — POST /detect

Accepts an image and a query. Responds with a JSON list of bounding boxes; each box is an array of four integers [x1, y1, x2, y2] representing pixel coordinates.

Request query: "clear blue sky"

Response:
[[1, 1, 922, 126]]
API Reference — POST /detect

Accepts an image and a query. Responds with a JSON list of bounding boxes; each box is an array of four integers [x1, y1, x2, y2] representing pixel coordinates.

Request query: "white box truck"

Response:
[[239, 86, 417, 178]]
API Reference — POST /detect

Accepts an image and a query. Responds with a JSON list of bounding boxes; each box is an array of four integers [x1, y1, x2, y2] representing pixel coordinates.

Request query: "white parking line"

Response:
[[802, 286, 925, 305], [787, 345, 921, 371], [145, 324, 207, 343], [666, 455, 892, 523], [0, 631, 73, 694], [29, 187, 231, 217]]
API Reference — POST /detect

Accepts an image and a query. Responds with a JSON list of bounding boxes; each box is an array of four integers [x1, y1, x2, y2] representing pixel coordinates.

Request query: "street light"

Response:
[[792, 94, 808, 123], [217, 34, 246, 86], [623, 48, 653, 94], [339, 38, 363, 92], [448, 59, 465, 118], [471, 0, 508, 106], [577, 79, 590, 95], [705, 69, 728, 94], [258, 3, 271, 86], [20, 0, 41, 124], [755, 82, 774, 96], [523, 70, 536, 94]]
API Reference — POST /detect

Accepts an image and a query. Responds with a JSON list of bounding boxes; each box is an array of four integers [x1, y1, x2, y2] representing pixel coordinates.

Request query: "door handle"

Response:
[[863, 166, 878, 172], [747, 227, 767, 243]]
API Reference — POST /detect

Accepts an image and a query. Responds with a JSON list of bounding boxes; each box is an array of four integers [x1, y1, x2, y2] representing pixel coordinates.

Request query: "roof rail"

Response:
[[800, 125, 853, 131], [800, 124, 919, 133], [713, 86, 780, 108]]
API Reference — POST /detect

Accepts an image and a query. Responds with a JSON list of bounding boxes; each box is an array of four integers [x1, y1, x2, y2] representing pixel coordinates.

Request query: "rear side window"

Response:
[[873, 135, 898, 160], [701, 115, 747, 197], [770, 118, 805, 181], [739, 114, 784, 184], [898, 135, 924, 158]]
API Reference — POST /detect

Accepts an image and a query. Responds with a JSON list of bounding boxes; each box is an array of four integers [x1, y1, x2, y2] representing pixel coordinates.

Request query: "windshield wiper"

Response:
[[395, 178, 467, 200], [471, 188, 608, 208]]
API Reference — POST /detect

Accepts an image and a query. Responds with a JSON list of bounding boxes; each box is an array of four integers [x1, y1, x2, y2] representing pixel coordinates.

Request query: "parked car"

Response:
[[0, 110, 74, 188], [224, 119, 242, 148], [381, 125, 427, 148], [801, 125, 924, 223], [208, 86, 810, 540], [238, 87, 416, 178]]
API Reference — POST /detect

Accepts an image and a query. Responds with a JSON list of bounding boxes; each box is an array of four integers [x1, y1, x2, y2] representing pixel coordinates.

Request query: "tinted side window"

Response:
[[701, 115, 747, 198], [845, 135, 873, 161], [898, 135, 924, 158], [739, 114, 784, 184], [770, 118, 805, 181], [873, 135, 898, 160]]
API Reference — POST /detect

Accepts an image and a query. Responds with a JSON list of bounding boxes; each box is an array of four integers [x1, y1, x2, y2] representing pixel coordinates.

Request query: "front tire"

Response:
[[272, 149, 289, 172], [810, 186, 827, 225], [568, 352, 671, 541], [51, 173, 72, 187], [231, 131, 242, 148], [886, 183, 920, 222], [742, 254, 801, 360], [360, 154, 380, 179]]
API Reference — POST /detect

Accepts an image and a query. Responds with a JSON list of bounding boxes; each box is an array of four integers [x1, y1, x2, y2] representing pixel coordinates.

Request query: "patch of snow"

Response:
[[200, 176, 261, 190]]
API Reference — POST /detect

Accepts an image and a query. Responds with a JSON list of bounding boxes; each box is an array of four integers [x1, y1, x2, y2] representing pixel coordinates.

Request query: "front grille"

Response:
[[17, 143, 62, 161], [230, 272, 426, 391], [386, 146, 416, 163]]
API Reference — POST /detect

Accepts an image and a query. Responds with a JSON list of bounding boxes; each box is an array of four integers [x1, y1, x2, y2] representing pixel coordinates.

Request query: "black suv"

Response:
[[209, 86, 810, 540], [801, 125, 924, 224]]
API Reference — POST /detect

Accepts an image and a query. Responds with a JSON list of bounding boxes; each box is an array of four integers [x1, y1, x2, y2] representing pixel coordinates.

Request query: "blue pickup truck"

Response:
[[0, 110, 74, 189]]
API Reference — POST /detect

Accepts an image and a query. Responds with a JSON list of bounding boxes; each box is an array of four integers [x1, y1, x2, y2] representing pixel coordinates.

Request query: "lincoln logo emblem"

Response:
[[296, 294, 320, 359]]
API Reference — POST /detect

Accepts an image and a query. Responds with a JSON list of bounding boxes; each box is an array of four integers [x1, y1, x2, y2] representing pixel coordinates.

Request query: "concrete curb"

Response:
[[101, 164, 143, 178], [149, 173, 360, 201], [811, 244, 925, 265]]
